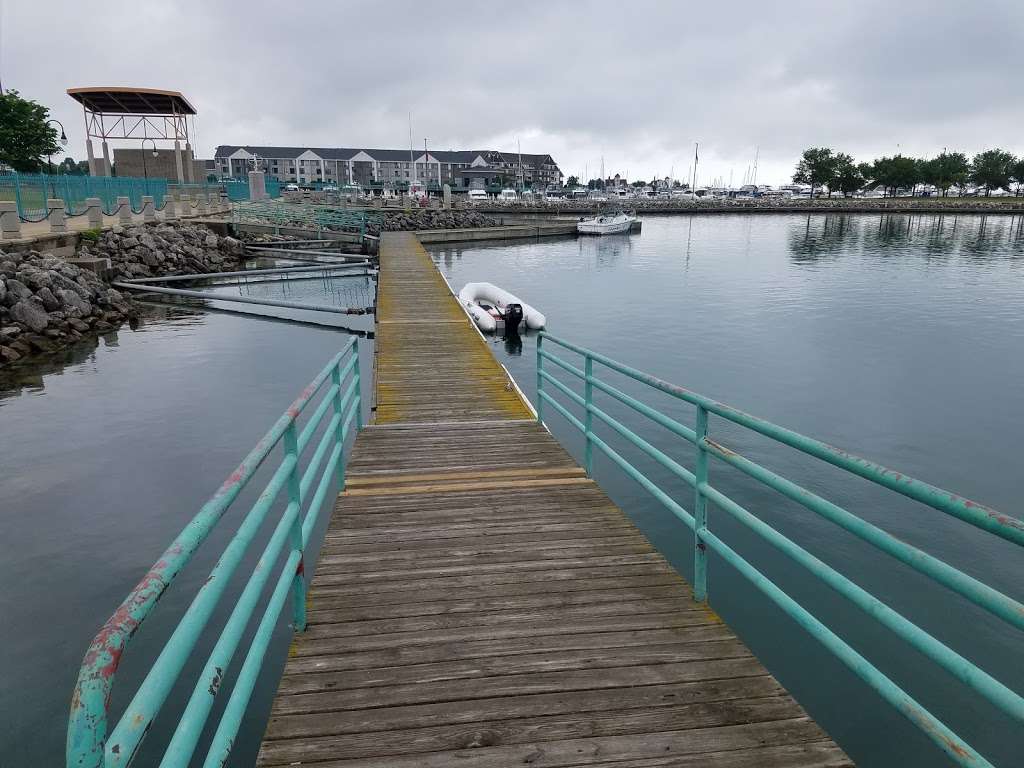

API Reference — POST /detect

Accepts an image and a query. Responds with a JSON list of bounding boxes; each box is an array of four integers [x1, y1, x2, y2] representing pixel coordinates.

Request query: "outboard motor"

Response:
[[503, 303, 524, 334]]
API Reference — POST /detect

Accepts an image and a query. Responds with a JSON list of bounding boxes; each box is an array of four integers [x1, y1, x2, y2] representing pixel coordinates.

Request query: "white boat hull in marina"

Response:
[[577, 212, 638, 235]]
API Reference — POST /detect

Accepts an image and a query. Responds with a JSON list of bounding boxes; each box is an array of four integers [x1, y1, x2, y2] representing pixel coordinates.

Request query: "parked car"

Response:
[[284, 183, 299, 191], [468, 189, 488, 202]]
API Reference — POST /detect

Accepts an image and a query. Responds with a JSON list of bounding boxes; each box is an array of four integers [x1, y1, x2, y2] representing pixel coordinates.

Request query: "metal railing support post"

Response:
[[283, 423, 307, 632], [693, 405, 709, 602], [536, 334, 544, 424], [584, 355, 594, 475], [352, 348, 364, 430], [331, 362, 345, 484]]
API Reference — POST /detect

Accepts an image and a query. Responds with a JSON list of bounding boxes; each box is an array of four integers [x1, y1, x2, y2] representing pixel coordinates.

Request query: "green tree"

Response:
[[566, 175, 579, 187], [970, 149, 1016, 195], [1010, 158, 1024, 196], [792, 147, 837, 198], [631, 180, 646, 188], [870, 155, 919, 197], [920, 152, 969, 196], [0, 90, 61, 172], [831, 153, 864, 197]]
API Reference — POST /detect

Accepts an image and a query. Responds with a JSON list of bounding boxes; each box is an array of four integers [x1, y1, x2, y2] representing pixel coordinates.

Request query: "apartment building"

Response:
[[213, 145, 563, 191]]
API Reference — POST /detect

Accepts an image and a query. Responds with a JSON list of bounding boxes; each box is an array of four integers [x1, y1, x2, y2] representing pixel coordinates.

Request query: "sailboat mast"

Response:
[[753, 145, 760, 186]]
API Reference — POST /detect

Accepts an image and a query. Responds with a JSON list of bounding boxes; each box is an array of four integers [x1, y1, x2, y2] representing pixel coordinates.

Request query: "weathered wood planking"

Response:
[[257, 232, 851, 766]]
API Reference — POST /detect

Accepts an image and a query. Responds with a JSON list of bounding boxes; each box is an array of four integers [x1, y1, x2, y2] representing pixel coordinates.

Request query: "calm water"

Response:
[[1, 215, 1022, 767], [430, 213, 1024, 768]]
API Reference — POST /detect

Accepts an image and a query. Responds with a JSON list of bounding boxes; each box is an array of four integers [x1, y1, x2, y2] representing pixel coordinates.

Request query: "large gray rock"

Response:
[[9, 299, 49, 333], [0, 279, 5, 306], [4, 279, 32, 307], [59, 288, 92, 316], [36, 286, 61, 312]]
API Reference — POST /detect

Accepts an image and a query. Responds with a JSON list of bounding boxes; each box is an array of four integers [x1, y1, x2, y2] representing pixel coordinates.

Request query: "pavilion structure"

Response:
[[66, 87, 197, 182]]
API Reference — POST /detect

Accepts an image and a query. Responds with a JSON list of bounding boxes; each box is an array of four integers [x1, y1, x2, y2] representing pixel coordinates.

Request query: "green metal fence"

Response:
[[0, 174, 279, 221], [67, 340, 363, 768], [536, 332, 1023, 768], [0, 173, 171, 219]]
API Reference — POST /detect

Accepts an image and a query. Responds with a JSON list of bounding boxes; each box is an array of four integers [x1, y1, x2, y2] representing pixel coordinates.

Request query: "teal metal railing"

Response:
[[232, 201, 379, 236], [536, 332, 1024, 768], [67, 340, 363, 768], [0, 173, 171, 219]]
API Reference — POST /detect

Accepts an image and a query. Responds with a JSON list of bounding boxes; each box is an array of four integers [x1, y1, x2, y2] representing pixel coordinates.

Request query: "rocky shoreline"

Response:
[[1, 223, 245, 370], [370, 209, 496, 233]]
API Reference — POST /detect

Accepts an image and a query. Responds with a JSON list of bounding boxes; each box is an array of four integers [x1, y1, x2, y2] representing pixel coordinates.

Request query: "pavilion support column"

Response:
[[101, 141, 112, 177], [185, 142, 195, 183], [174, 140, 185, 184], [86, 139, 98, 177]]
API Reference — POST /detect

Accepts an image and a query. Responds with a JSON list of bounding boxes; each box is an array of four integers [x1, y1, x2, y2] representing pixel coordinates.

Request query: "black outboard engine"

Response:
[[503, 303, 524, 334]]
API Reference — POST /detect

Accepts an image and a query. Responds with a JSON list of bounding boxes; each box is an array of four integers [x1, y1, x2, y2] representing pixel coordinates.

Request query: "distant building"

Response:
[[212, 145, 563, 192]]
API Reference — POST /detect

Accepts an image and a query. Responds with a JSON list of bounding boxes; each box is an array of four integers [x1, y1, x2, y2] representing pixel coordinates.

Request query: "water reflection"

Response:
[[788, 212, 1024, 265], [0, 306, 203, 399]]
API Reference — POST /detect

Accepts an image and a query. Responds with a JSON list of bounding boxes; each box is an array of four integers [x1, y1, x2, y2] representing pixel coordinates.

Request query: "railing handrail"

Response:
[[67, 339, 363, 768], [536, 331, 1023, 768]]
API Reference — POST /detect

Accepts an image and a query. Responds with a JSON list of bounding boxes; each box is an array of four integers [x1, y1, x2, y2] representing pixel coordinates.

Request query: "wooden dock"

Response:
[[257, 232, 851, 766]]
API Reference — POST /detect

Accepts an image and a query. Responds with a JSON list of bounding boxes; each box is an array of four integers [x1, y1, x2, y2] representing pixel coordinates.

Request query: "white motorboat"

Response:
[[577, 212, 637, 235], [458, 282, 545, 333]]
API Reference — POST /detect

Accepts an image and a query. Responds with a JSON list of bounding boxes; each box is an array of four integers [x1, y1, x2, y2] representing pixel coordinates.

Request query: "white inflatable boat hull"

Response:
[[458, 282, 546, 332], [577, 212, 636, 235]]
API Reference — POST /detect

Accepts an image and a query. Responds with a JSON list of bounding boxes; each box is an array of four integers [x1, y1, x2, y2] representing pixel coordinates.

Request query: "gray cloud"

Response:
[[2, 0, 1022, 184]]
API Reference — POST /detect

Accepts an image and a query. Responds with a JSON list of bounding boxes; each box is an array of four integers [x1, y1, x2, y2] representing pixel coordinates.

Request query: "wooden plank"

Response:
[[263, 676, 785, 741], [259, 696, 805, 764], [255, 232, 848, 767]]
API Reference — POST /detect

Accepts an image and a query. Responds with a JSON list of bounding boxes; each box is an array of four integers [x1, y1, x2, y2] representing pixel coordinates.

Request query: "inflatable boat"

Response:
[[458, 282, 546, 333]]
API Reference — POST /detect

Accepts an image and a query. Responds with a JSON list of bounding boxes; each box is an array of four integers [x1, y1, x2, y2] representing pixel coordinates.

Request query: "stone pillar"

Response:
[[84, 197, 103, 227], [218, 192, 229, 214], [249, 170, 267, 201], [163, 195, 177, 220], [443, 183, 452, 209], [196, 195, 208, 216], [142, 195, 156, 222], [185, 142, 196, 183], [179, 193, 191, 217], [0, 201, 22, 239], [116, 196, 132, 224], [173, 139, 185, 183], [48, 199, 67, 233], [86, 139, 98, 177], [101, 141, 112, 177]]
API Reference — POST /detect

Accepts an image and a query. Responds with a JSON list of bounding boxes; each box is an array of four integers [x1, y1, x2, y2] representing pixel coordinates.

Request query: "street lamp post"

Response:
[[45, 119, 69, 197]]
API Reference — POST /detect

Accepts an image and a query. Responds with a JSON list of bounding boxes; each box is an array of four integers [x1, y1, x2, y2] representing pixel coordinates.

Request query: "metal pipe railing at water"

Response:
[[113, 282, 375, 315], [535, 331, 1024, 768], [244, 246, 370, 261], [67, 339, 363, 768], [123, 262, 372, 283]]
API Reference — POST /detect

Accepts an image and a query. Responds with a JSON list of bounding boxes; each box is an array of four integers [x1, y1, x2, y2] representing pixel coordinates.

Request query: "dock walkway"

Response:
[[257, 232, 850, 766]]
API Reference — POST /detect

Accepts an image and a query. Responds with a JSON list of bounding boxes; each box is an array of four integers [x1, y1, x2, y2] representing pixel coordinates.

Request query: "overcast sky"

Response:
[[2, 1, 1022, 185]]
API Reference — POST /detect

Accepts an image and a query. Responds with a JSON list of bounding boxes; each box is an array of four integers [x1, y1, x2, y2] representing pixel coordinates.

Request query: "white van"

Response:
[[468, 189, 488, 202], [499, 188, 518, 202]]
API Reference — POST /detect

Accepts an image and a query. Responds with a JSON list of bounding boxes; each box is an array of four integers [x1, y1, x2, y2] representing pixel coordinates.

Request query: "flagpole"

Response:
[[691, 142, 699, 195]]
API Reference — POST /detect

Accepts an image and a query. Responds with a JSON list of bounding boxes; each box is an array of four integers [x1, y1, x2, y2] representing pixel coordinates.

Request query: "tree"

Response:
[[566, 175, 579, 187], [970, 149, 1016, 195], [0, 90, 61, 172], [831, 153, 864, 197], [919, 152, 968, 196], [1010, 158, 1024, 196], [631, 180, 647, 188], [870, 155, 919, 197], [792, 148, 837, 198]]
